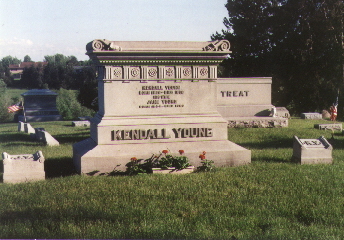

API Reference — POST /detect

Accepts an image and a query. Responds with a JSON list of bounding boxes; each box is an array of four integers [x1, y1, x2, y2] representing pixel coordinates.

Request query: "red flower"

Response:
[[131, 157, 137, 162], [162, 150, 169, 154], [179, 150, 184, 155], [199, 154, 206, 160]]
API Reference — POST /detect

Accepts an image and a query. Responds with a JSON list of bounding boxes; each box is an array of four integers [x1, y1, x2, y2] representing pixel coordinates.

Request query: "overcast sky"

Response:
[[0, 0, 228, 62]]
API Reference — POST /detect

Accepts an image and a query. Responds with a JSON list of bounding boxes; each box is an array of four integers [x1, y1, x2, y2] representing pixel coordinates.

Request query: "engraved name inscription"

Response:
[[220, 91, 249, 97], [111, 128, 213, 141]]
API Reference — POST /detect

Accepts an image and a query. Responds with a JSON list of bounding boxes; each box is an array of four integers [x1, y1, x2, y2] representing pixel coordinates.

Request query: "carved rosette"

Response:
[[130, 67, 141, 79], [113, 67, 122, 79], [148, 68, 158, 78], [183, 68, 192, 77]]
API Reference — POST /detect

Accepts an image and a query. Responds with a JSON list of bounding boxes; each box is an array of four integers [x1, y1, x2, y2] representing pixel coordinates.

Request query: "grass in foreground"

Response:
[[0, 119, 344, 239]]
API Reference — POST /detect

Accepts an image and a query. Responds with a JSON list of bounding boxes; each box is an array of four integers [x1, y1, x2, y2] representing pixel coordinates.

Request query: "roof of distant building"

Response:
[[9, 62, 48, 69]]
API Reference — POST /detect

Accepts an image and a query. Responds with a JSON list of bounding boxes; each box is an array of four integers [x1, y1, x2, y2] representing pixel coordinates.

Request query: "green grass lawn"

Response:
[[1, 119, 344, 239]]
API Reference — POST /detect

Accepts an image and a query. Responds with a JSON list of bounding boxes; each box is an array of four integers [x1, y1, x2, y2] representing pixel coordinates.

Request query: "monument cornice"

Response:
[[86, 39, 231, 52], [86, 39, 231, 66]]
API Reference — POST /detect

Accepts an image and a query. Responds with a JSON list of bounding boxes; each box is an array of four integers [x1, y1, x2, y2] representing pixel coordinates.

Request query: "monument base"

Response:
[[225, 117, 288, 128], [217, 104, 274, 117], [73, 138, 251, 174]]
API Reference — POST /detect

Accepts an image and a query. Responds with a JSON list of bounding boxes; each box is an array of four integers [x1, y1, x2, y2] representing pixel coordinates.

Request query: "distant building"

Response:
[[9, 62, 48, 80]]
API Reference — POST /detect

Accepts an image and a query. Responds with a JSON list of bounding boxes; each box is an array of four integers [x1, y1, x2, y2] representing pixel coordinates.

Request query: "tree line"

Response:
[[213, 0, 343, 115], [0, 54, 98, 111]]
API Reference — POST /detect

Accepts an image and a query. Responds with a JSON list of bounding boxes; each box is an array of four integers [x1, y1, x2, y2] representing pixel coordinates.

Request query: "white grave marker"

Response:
[[293, 136, 332, 164]]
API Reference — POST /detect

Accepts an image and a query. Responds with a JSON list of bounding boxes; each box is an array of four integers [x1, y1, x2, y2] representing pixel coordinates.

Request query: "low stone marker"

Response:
[[24, 122, 35, 134], [271, 107, 290, 118], [35, 129, 59, 146], [314, 123, 342, 131], [2, 151, 45, 183], [18, 121, 25, 132], [292, 136, 332, 164], [34, 128, 45, 141], [72, 120, 90, 127], [301, 112, 322, 119]]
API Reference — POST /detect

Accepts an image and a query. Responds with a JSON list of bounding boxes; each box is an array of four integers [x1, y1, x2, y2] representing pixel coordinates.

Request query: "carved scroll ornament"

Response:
[[203, 40, 230, 52], [87, 39, 122, 51]]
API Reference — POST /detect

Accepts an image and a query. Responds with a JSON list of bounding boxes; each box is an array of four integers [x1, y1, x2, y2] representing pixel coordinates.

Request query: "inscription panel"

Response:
[[217, 78, 272, 105], [101, 80, 217, 116]]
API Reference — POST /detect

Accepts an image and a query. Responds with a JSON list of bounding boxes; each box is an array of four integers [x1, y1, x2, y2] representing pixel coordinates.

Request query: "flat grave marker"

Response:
[[293, 136, 332, 164]]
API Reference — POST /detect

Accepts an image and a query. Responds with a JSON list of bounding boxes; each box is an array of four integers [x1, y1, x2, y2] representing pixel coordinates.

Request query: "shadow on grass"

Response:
[[238, 137, 293, 149], [54, 133, 89, 144], [252, 156, 292, 163], [0, 132, 33, 142], [45, 157, 78, 178]]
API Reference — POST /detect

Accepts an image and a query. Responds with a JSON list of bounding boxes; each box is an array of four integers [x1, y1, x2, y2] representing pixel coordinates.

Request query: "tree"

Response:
[[23, 55, 32, 62], [0, 56, 21, 87], [214, 0, 344, 114], [21, 64, 43, 89]]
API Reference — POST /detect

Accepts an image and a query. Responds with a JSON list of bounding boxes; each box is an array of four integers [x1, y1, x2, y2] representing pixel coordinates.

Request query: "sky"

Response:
[[0, 0, 228, 62]]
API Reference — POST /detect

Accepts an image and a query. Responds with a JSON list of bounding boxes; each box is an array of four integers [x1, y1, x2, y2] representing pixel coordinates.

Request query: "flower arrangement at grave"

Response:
[[196, 151, 215, 172], [125, 150, 194, 175]]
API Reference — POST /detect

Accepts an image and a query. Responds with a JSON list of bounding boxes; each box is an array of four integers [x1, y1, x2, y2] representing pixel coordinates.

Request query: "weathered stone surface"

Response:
[[73, 39, 251, 174], [18, 89, 62, 122], [292, 136, 332, 164], [314, 123, 342, 131], [227, 117, 288, 128], [72, 120, 90, 127], [2, 151, 45, 183], [301, 112, 322, 119]]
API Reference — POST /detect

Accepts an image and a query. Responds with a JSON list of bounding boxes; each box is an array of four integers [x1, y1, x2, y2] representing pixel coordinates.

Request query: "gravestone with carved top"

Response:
[[2, 151, 45, 183], [292, 136, 332, 164], [73, 39, 251, 174]]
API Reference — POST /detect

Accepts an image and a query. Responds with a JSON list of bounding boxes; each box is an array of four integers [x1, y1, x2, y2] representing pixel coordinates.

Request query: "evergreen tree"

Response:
[[214, 0, 344, 114]]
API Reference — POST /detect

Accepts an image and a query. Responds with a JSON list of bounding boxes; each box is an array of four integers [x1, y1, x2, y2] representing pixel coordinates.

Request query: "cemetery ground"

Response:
[[1, 119, 344, 239]]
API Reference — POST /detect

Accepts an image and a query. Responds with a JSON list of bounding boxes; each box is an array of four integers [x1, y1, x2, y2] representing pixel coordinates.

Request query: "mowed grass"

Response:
[[1, 119, 344, 239]]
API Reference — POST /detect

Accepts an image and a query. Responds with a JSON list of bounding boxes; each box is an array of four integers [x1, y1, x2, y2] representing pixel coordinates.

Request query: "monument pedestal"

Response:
[[74, 112, 250, 174], [73, 39, 251, 174]]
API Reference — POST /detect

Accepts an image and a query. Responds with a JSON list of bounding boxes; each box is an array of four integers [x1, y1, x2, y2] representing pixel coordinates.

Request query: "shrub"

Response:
[[0, 80, 15, 122], [56, 88, 95, 120]]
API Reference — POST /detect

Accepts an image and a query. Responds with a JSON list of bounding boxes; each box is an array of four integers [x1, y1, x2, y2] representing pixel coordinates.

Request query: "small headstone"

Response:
[[271, 107, 290, 118], [18, 121, 25, 132], [300, 113, 322, 119], [314, 123, 342, 131], [72, 120, 90, 127], [24, 123, 35, 134], [322, 110, 331, 119], [34, 128, 45, 141], [292, 136, 332, 164], [2, 151, 45, 183], [42, 131, 59, 146]]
